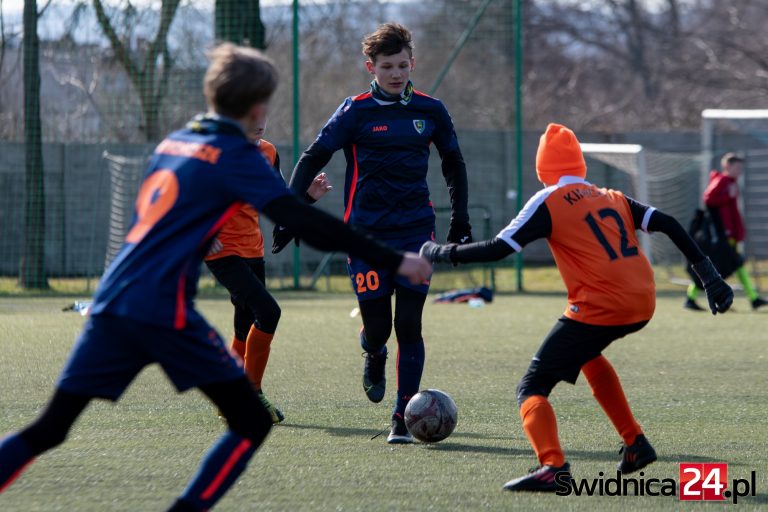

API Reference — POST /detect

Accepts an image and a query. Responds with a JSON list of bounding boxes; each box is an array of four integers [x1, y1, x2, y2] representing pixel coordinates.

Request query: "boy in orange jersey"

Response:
[[205, 113, 331, 423], [420, 123, 733, 491]]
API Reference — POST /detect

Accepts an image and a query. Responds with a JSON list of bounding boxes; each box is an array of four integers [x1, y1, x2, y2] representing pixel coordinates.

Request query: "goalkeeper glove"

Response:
[[271, 225, 296, 254], [420, 241, 457, 264], [447, 221, 472, 245], [690, 257, 734, 315]]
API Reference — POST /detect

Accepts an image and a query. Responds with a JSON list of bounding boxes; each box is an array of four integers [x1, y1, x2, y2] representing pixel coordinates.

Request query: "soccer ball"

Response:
[[404, 389, 458, 443]]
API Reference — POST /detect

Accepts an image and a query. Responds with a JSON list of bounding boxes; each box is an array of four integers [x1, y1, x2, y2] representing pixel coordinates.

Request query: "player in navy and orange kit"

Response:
[[0, 44, 431, 511], [421, 124, 733, 491], [205, 113, 332, 424], [272, 23, 472, 443]]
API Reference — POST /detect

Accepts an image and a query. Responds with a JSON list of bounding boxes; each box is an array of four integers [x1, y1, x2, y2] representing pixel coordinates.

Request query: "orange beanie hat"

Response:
[[535, 123, 587, 185]]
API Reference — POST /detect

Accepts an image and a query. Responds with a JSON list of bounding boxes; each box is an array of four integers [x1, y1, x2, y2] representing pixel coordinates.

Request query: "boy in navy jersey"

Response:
[[0, 44, 431, 511], [273, 23, 473, 443]]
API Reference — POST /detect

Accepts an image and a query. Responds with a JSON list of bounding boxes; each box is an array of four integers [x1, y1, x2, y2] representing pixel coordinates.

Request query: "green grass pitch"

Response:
[[1, 292, 766, 511]]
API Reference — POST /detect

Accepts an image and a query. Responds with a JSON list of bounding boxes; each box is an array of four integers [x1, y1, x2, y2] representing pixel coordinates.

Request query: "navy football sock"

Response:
[[178, 431, 256, 510], [393, 339, 425, 417], [0, 433, 35, 493]]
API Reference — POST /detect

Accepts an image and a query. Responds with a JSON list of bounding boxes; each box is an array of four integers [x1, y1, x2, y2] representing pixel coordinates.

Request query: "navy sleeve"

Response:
[[432, 101, 460, 156], [261, 195, 403, 270], [224, 149, 292, 209], [315, 98, 357, 152]]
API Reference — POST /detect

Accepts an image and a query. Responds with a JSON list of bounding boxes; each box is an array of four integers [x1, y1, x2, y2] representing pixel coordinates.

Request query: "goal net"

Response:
[[103, 151, 147, 269], [580, 143, 700, 266]]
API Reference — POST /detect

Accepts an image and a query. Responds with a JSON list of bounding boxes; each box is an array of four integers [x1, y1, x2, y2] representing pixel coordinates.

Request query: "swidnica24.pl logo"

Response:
[[554, 463, 756, 504]]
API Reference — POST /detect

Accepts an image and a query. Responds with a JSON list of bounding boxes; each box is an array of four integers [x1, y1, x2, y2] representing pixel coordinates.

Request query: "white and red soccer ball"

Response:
[[404, 389, 458, 443]]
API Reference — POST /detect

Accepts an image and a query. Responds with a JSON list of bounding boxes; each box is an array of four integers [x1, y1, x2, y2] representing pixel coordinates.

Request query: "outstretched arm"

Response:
[[644, 208, 733, 314], [645, 210, 706, 263], [420, 238, 514, 265], [262, 195, 431, 285]]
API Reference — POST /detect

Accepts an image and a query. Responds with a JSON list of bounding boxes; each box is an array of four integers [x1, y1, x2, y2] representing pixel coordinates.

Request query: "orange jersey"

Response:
[[205, 140, 279, 261], [498, 176, 656, 325]]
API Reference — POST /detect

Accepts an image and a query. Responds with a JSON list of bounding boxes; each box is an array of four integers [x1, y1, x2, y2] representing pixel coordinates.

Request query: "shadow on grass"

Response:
[[281, 423, 753, 469], [281, 422, 387, 438]]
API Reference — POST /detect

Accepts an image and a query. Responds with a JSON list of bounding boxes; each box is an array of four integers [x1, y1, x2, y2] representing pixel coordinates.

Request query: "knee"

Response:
[[259, 302, 281, 334], [516, 373, 556, 408]]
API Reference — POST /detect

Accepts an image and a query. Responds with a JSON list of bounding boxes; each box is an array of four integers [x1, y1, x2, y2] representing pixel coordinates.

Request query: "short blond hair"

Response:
[[203, 43, 278, 119]]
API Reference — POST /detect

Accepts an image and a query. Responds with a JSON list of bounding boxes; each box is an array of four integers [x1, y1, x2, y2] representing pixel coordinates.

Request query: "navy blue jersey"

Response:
[[315, 90, 459, 234], [90, 117, 291, 330]]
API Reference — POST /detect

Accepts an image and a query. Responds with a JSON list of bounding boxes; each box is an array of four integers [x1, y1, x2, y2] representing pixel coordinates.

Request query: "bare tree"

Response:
[[92, 0, 181, 141]]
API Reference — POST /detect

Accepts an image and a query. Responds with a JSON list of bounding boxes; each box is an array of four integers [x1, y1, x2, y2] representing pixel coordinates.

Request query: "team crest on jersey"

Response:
[[413, 120, 426, 134]]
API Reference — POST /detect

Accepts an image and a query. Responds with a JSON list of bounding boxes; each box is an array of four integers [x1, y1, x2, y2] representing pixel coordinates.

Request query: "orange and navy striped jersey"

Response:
[[498, 176, 656, 326], [205, 139, 279, 261]]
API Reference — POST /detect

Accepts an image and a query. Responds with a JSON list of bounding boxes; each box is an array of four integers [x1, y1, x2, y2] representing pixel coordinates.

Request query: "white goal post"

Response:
[[701, 109, 768, 200]]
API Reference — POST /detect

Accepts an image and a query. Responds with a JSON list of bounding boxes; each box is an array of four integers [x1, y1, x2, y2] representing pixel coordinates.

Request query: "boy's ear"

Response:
[[410, 57, 415, 71], [365, 60, 375, 74]]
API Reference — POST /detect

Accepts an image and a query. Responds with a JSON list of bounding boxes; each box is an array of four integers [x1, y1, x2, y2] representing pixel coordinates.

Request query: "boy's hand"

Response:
[[397, 252, 433, 285], [307, 172, 333, 201], [690, 257, 734, 314], [419, 241, 456, 264]]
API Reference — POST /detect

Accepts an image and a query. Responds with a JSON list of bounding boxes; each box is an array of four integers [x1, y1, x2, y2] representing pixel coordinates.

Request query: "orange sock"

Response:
[[230, 337, 246, 362], [519, 395, 565, 467], [244, 326, 274, 390], [582, 355, 642, 446]]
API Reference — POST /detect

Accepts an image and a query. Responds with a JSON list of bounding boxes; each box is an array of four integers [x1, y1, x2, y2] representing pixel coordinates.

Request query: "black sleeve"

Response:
[[261, 195, 403, 270], [452, 237, 515, 264], [646, 209, 706, 263], [441, 148, 469, 226], [497, 200, 552, 250], [625, 196, 654, 232], [288, 141, 334, 200]]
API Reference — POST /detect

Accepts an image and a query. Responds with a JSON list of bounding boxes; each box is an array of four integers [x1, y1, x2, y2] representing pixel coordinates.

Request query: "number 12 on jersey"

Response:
[[584, 207, 638, 260]]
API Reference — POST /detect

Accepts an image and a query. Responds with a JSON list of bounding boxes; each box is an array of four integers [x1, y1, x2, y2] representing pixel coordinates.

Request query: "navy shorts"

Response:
[[347, 230, 434, 301], [57, 313, 244, 400]]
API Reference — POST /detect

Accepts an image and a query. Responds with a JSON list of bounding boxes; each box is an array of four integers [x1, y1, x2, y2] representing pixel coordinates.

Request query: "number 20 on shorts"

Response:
[[355, 271, 379, 293]]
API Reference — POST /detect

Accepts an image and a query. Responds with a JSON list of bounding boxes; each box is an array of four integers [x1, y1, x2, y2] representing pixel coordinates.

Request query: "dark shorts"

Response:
[[57, 314, 244, 400], [347, 230, 434, 301], [206, 256, 279, 337], [526, 317, 648, 385]]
